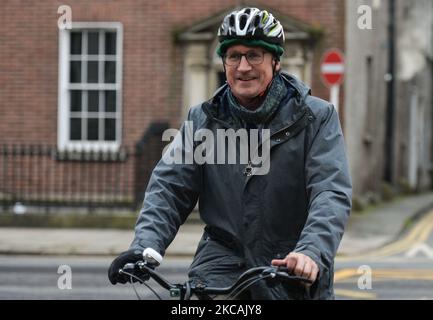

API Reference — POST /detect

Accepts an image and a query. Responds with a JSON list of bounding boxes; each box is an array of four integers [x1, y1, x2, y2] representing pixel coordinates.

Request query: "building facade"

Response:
[[345, 0, 433, 203], [1, 0, 346, 209]]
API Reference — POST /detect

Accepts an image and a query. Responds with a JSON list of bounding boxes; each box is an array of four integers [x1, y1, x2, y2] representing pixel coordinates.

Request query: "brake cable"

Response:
[[226, 274, 274, 300], [119, 269, 162, 300]]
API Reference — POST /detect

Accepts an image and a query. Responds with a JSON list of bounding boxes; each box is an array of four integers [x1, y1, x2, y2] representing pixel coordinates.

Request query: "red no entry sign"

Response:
[[320, 49, 345, 87]]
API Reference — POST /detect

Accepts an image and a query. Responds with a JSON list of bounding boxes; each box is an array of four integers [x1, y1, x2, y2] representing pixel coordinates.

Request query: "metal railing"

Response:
[[0, 123, 169, 212]]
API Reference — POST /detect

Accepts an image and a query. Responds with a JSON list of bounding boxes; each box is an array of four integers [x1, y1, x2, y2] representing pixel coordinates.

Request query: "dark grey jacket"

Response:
[[130, 73, 352, 299]]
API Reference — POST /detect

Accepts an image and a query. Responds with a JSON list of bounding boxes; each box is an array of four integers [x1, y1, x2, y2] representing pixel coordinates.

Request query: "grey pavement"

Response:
[[0, 192, 432, 258], [337, 192, 433, 256]]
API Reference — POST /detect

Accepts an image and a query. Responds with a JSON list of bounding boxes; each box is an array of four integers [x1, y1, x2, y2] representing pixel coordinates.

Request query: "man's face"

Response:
[[224, 44, 280, 107]]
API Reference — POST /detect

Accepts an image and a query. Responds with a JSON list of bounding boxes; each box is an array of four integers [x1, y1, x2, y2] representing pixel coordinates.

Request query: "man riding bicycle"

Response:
[[108, 7, 352, 300]]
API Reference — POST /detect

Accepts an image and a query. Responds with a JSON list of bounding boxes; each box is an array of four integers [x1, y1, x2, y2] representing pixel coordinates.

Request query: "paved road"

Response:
[[334, 258, 433, 299], [0, 255, 193, 300], [334, 209, 433, 299], [1, 210, 433, 300], [1, 252, 432, 300]]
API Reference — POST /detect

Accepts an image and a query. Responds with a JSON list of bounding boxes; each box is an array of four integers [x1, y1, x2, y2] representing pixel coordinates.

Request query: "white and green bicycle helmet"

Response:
[[217, 7, 285, 59]]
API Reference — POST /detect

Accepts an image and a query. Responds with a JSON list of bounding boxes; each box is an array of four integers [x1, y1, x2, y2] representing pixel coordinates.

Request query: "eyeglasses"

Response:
[[223, 50, 267, 66]]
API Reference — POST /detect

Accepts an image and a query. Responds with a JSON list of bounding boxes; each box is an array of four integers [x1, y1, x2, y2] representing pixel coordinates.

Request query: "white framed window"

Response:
[[58, 22, 123, 152]]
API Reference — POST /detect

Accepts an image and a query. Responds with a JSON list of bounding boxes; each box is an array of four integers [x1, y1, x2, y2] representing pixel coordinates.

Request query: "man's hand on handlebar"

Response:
[[271, 252, 319, 284], [108, 249, 144, 284]]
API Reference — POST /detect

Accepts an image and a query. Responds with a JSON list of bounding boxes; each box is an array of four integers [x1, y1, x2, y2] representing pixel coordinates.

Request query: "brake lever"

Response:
[[119, 261, 150, 283], [275, 266, 291, 274], [274, 266, 314, 285], [122, 263, 136, 272]]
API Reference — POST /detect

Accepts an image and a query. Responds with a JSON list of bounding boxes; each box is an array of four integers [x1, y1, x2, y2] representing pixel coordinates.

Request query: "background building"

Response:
[[0, 0, 345, 210], [345, 0, 433, 206], [2, 0, 432, 212]]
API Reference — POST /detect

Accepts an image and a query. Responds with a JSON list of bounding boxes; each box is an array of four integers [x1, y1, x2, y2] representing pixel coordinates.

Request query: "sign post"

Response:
[[320, 49, 345, 113]]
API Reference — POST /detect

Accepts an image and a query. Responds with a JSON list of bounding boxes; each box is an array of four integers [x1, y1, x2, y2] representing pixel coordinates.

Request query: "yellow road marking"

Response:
[[334, 289, 376, 299], [373, 270, 433, 280], [373, 211, 433, 257], [334, 268, 360, 281], [338, 210, 433, 261], [334, 268, 433, 299], [335, 268, 433, 282]]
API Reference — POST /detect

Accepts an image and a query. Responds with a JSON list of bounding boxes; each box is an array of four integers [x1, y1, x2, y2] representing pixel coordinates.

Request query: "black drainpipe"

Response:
[[384, 0, 396, 183]]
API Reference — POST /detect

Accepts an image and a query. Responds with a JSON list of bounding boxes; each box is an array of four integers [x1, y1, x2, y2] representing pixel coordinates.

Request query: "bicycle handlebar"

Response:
[[119, 261, 313, 300]]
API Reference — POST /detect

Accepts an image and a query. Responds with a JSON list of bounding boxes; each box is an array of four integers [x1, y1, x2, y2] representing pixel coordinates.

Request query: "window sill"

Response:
[[55, 148, 129, 162]]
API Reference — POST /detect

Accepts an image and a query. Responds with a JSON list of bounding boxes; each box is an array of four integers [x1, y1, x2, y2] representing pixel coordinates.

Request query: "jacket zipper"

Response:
[[243, 109, 309, 177], [203, 103, 310, 177]]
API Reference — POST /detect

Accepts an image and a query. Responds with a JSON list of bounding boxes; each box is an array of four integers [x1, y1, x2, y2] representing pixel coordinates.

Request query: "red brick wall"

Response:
[[0, 0, 345, 205], [1, 0, 345, 144]]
